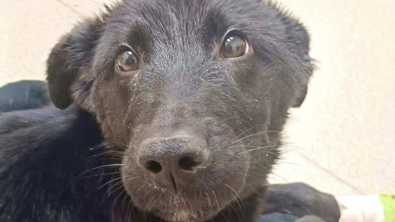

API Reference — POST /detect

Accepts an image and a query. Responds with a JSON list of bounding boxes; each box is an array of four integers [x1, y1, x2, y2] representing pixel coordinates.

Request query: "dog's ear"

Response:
[[287, 19, 313, 108], [288, 21, 313, 109], [293, 85, 308, 108], [283, 15, 314, 108], [264, 2, 314, 108], [46, 16, 105, 110]]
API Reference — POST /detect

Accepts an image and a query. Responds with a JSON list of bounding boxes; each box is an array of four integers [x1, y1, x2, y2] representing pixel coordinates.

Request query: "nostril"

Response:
[[179, 156, 201, 171], [145, 161, 162, 173]]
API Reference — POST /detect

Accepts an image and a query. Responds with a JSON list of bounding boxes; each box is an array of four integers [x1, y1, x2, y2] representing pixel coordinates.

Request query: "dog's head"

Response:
[[46, 0, 313, 221]]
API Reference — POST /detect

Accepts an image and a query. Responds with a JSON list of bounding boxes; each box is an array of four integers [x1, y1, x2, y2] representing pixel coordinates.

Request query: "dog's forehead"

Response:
[[110, 0, 264, 43], [116, 0, 217, 41], [96, 0, 286, 70]]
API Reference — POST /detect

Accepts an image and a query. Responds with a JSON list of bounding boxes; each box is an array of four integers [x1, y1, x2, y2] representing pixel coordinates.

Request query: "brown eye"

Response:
[[116, 50, 139, 72], [220, 34, 248, 58]]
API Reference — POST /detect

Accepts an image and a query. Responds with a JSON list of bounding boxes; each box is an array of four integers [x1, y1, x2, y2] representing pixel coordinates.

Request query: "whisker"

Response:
[[102, 181, 124, 204], [81, 172, 120, 179], [228, 203, 242, 221], [269, 173, 289, 183], [227, 131, 265, 147], [103, 180, 124, 197], [224, 183, 245, 211], [233, 171, 267, 182], [236, 145, 279, 155], [242, 173, 264, 181], [277, 161, 299, 165], [235, 125, 257, 140], [147, 195, 156, 211], [120, 192, 129, 211], [211, 189, 221, 211], [219, 211, 230, 222], [112, 189, 128, 212], [127, 196, 135, 220], [88, 0, 103, 6], [235, 124, 282, 140], [86, 151, 124, 160], [98, 177, 123, 190], [280, 143, 311, 154], [58, 164, 123, 196], [205, 192, 213, 220], [243, 182, 263, 198]]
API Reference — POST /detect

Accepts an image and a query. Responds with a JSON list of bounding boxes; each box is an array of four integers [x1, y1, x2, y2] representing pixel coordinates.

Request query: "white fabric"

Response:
[[336, 195, 385, 222]]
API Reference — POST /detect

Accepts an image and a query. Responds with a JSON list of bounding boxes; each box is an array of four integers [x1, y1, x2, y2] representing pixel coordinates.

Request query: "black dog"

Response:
[[0, 0, 315, 221]]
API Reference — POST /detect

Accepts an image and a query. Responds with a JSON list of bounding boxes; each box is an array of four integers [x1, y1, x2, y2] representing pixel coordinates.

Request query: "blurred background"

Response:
[[0, 0, 394, 196]]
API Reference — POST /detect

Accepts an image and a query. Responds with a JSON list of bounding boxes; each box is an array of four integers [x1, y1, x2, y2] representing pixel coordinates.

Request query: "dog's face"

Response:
[[46, 0, 313, 221]]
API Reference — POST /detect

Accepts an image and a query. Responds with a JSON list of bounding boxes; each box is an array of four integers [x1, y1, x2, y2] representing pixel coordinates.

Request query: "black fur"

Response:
[[0, 0, 314, 221]]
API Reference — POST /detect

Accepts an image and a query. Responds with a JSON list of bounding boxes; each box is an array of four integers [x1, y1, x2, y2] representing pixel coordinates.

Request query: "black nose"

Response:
[[138, 135, 210, 191]]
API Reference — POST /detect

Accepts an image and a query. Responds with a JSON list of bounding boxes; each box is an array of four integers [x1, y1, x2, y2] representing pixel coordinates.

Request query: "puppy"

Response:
[[0, 0, 314, 221]]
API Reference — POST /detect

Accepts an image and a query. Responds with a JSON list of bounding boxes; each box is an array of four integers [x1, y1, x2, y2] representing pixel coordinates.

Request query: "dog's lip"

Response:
[[152, 200, 213, 213], [152, 203, 216, 222], [154, 201, 196, 210]]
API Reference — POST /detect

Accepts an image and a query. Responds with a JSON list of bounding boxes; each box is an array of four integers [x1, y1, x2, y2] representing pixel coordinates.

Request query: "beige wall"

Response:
[[273, 0, 395, 195]]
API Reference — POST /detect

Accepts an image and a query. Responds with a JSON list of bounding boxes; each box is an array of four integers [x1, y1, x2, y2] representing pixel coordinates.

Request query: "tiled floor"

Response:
[[0, 0, 394, 196]]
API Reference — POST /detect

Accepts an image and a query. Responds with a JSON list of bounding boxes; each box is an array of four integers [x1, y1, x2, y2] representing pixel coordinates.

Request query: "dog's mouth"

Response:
[[149, 201, 220, 222], [153, 210, 200, 222], [129, 186, 226, 221], [125, 177, 247, 221]]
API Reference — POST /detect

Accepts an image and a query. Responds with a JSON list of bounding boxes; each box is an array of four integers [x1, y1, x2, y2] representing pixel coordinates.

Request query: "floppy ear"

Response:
[[287, 19, 313, 108], [293, 85, 308, 108], [288, 22, 313, 109], [46, 16, 105, 110], [284, 15, 314, 108], [264, 2, 314, 108]]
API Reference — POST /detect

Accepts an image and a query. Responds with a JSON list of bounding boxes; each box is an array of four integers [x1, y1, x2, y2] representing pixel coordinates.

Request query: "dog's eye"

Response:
[[116, 50, 139, 72], [220, 34, 248, 58]]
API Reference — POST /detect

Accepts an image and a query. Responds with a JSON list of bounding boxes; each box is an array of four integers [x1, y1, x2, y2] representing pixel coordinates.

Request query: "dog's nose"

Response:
[[138, 135, 210, 191]]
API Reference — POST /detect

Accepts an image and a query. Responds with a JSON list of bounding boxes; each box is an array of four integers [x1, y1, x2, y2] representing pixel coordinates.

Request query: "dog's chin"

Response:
[[129, 185, 248, 222], [137, 195, 228, 222], [151, 206, 216, 222]]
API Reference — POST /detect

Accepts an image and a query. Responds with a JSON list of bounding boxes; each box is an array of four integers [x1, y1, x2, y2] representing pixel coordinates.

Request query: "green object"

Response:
[[380, 194, 395, 222]]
